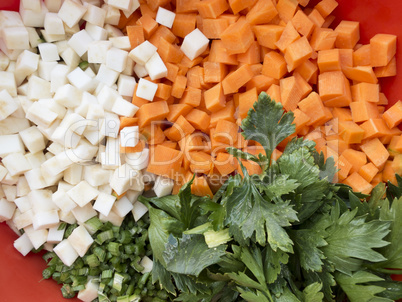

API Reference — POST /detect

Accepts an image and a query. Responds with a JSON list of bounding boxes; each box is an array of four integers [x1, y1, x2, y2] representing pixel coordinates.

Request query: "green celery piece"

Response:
[[322, 205, 390, 275], [162, 234, 226, 277], [147, 207, 183, 266], [290, 228, 327, 272], [240, 92, 295, 164], [335, 271, 391, 302], [302, 283, 324, 302], [226, 177, 297, 251]]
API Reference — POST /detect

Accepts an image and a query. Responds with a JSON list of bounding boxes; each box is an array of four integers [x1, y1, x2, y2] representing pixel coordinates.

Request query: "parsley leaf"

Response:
[[241, 92, 295, 163]]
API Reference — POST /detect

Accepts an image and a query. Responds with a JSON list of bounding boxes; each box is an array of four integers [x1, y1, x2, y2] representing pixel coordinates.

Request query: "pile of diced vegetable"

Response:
[[0, 0, 401, 301]]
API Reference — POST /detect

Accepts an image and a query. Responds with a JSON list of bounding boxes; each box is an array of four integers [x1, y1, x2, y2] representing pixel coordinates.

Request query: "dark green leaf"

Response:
[[262, 246, 289, 284], [302, 282, 324, 302], [237, 288, 271, 302]]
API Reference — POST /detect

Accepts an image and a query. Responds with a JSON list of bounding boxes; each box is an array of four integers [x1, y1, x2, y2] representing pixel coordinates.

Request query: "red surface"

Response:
[[0, 0, 401, 301]]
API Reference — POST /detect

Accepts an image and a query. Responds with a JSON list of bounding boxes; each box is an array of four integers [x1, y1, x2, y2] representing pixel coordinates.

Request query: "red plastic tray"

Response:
[[0, 0, 401, 301]]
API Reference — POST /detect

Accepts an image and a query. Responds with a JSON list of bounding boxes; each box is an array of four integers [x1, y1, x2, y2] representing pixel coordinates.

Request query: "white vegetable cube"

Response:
[[32, 210, 59, 230], [54, 239, 79, 266], [26, 102, 58, 128], [52, 190, 77, 213], [129, 41, 157, 65], [67, 67, 94, 92], [110, 36, 131, 51], [122, 57, 134, 76], [16, 175, 31, 197], [38, 61, 58, 81], [106, 47, 128, 73], [132, 201, 148, 222], [108, 0, 131, 10], [95, 64, 119, 87], [24, 168, 47, 190], [111, 97, 139, 117], [27, 75, 52, 101], [19, 1, 48, 28], [60, 47, 80, 68], [110, 164, 140, 196], [104, 4, 120, 25], [44, 0, 62, 13], [156, 7, 175, 28], [13, 233, 34, 256], [86, 103, 104, 120], [44, 12, 65, 35], [59, 210, 77, 224], [38, 98, 67, 119], [99, 209, 124, 226], [3, 184, 17, 201], [47, 225, 65, 244], [40, 29, 65, 43], [50, 64, 70, 93], [0, 11, 24, 28], [77, 279, 99, 302], [136, 78, 158, 102], [57, 0, 87, 28], [26, 27, 41, 48], [0, 71, 17, 97], [181, 28, 209, 61], [72, 202, 97, 223], [133, 63, 148, 78], [67, 225, 94, 257], [83, 4, 106, 27], [2, 27, 29, 50], [153, 175, 174, 197], [0, 198, 16, 222], [0, 134, 25, 157], [0, 89, 18, 121], [63, 164, 83, 185], [68, 30, 93, 57], [93, 192, 116, 216], [38, 43, 60, 62], [84, 164, 112, 187], [102, 112, 120, 138], [67, 180, 99, 207], [140, 256, 153, 273], [0, 51, 10, 70], [85, 23, 108, 41], [54, 84, 82, 108], [87, 41, 112, 64], [28, 189, 58, 213], [113, 196, 134, 217], [117, 74, 136, 97], [0, 166, 7, 182], [145, 52, 168, 80], [120, 126, 139, 147], [24, 225, 48, 249], [2, 153, 31, 176], [14, 196, 31, 213], [22, 0, 41, 12], [41, 151, 74, 177], [13, 208, 33, 229], [15, 50, 40, 77], [19, 126, 46, 153]]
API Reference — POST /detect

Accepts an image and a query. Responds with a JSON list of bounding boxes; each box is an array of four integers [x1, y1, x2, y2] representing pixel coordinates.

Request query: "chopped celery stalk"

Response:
[[85, 216, 103, 233], [86, 254, 100, 267], [113, 272, 125, 292], [97, 230, 114, 244], [108, 242, 121, 256], [79, 61, 89, 70], [101, 269, 114, 279], [57, 222, 67, 231], [94, 246, 106, 262]]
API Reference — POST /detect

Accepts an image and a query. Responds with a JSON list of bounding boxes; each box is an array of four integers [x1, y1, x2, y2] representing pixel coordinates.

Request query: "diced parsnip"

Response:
[[113, 196, 134, 217], [110, 164, 139, 195], [77, 279, 99, 302], [68, 29, 93, 57], [13, 208, 33, 229], [67, 225, 94, 257], [136, 78, 158, 102], [19, 126, 46, 154], [83, 3, 106, 27], [85, 23, 108, 41], [57, 0, 87, 28], [38, 43, 60, 62], [14, 233, 34, 256], [132, 201, 148, 222], [44, 12, 65, 35], [153, 175, 174, 197], [24, 168, 47, 190], [93, 192, 116, 216], [67, 180, 99, 208], [0, 134, 25, 157], [2, 153, 31, 176], [106, 47, 128, 73], [128, 41, 157, 65], [71, 203, 97, 223], [0, 71, 17, 96], [120, 126, 139, 147], [111, 97, 139, 117], [32, 209, 59, 230], [145, 52, 168, 80], [87, 41, 112, 64], [156, 7, 175, 28], [140, 256, 153, 274], [53, 84, 82, 108], [0, 198, 16, 222], [95, 64, 119, 87], [53, 239, 79, 266], [2, 27, 30, 50], [99, 209, 124, 226], [180, 28, 209, 61], [0, 89, 18, 121], [24, 225, 48, 250], [124, 148, 149, 170]]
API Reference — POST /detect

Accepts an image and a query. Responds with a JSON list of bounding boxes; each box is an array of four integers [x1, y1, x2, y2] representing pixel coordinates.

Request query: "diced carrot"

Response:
[[142, 124, 166, 145], [298, 91, 327, 127], [214, 152, 237, 175], [262, 51, 287, 80], [165, 115, 196, 142], [126, 25, 145, 49], [228, 0, 258, 15], [332, 107, 352, 121], [360, 138, 389, 169], [343, 172, 373, 194], [146, 0, 170, 12], [284, 36, 313, 71], [204, 83, 226, 112], [140, 3, 157, 19], [360, 118, 390, 140], [342, 149, 367, 174], [220, 17, 255, 55], [186, 66, 203, 89], [253, 25, 284, 50], [202, 18, 229, 39], [336, 154, 352, 181], [297, 0, 310, 7], [310, 27, 338, 51], [171, 75, 187, 99], [214, 119, 238, 145], [351, 82, 379, 103], [210, 100, 236, 127], [176, 0, 201, 13], [291, 10, 315, 37], [338, 120, 365, 144], [392, 154, 402, 175], [343, 66, 378, 84], [246, 75, 278, 93], [154, 83, 172, 101], [192, 175, 214, 197], [166, 104, 193, 123], [353, 44, 371, 66], [209, 40, 238, 65], [374, 56, 397, 78], [237, 41, 260, 64], [246, 0, 278, 25], [350, 101, 379, 123], [307, 8, 325, 27], [160, 140, 178, 149], [120, 140, 146, 154], [295, 59, 318, 84], [147, 144, 184, 179], [204, 62, 228, 83], [266, 84, 282, 104], [276, 0, 298, 23], [136, 101, 169, 128], [382, 160, 398, 185], [334, 20, 360, 49], [196, 0, 229, 18], [358, 162, 379, 183], [388, 135, 402, 157], [370, 34, 397, 67], [314, 0, 338, 18], [371, 172, 383, 187], [293, 71, 312, 99], [119, 117, 138, 131], [275, 21, 300, 53], [382, 100, 402, 129], [239, 87, 258, 119], [280, 76, 303, 112], [165, 62, 179, 82], [326, 138, 349, 155], [292, 108, 311, 133], [136, 14, 158, 39], [322, 14, 336, 28], [149, 25, 177, 47], [317, 49, 341, 72], [222, 64, 254, 95], [172, 13, 197, 38], [157, 38, 184, 64], [179, 87, 202, 107], [185, 109, 211, 132], [189, 151, 213, 174]]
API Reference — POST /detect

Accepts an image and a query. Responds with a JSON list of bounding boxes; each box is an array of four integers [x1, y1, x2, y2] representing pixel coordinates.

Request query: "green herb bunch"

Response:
[[140, 92, 402, 302]]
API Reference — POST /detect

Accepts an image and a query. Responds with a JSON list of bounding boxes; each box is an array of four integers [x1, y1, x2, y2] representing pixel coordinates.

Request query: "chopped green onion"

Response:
[[97, 230, 114, 244], [130, 257, 144, 273], [64, 224, 78, 238], [61, 284, 76, 299], [113, 272, 125, 292], [78, 61, 89, 70], [72, 285, 85, 291], [42, 252, 56, 262], [85, 254, 100, 268], [85, 216, 103, 233], [94, 246, 106, 262], [58, 222, 67, 231], [117, 295, 129, 302], [108, 242, 121, 256], [101, 269, 114, 279], [42, 267, 55, 279]]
